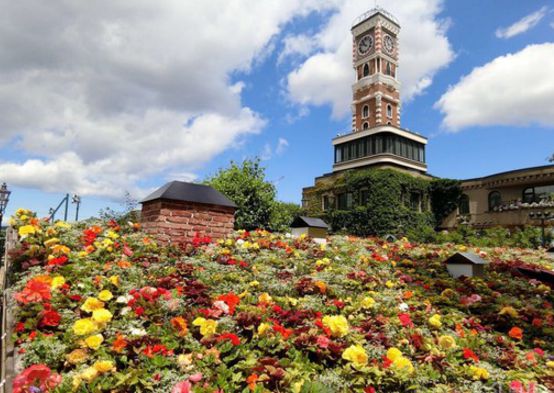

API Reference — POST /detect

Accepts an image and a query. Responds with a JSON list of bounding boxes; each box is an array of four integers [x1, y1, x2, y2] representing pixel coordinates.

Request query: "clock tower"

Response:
[[351, 8, 400, 131]]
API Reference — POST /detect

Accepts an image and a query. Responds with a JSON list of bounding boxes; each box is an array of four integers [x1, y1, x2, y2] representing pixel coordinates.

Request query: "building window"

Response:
[[362, 122, 369, 130], [337, 192, 353, 210], [386, 104, 392, 118], [488, 191, 502, 211], [363, 63, 369, 77], [410, 192, 421, 212], [386, 62, 391, 76], [459, 194, 470, 215], [359, 189, 369, 205], [522, 184, 554, 203], [362, 105, 369, 118], [322, 195, 331, 211]]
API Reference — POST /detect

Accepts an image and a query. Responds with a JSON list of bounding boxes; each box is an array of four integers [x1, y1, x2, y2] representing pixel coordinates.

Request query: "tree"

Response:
[[205, 159, 277, 230], [269, 201, 302, 233]]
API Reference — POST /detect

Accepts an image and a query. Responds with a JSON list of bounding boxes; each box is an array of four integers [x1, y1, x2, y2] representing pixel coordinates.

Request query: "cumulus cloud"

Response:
[[435, 43, 554, 131], [278, 34, 317, 64], [495, 6, 548, 39], [284, 0, 454, 118], [275, 137, 289, 155], [0, 0, 330, 199], [260, 137, 289, 160]]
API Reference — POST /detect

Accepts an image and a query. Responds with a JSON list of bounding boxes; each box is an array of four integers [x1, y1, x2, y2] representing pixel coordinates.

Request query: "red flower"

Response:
[[364, 387, 376, 393], [216, 333, 241, 346], [508, 327, 523, 340], [272, 323, 293, 339], [14, 280, 51, 304], [462, 348, 479, 363], [398, 313, 414, 328], [134, 306, 145, 317], [217, 293, 240, 315], [13, 364, 61, 393], [40, 310, 61, 327], [47, 255, 68, 266]]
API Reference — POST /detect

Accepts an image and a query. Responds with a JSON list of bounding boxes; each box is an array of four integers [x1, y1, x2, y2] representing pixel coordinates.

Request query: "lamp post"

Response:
[[72, 194, 81, 221], [0, 183, 11, 229], [529, 211, 552, 248]]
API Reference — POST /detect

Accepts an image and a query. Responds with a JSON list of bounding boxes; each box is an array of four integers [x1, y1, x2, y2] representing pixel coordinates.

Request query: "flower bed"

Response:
[[6, 209, 554, 392]]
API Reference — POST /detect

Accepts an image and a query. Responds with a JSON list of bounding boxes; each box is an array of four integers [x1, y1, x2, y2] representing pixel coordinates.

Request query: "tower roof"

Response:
[[352, 6, 399, 29]]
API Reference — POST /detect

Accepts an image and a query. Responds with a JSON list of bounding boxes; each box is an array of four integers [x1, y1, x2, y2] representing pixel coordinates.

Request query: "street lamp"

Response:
[[72, 194, 81, 221], [529, 211, 552, 248], [0, 183, 11, 228]]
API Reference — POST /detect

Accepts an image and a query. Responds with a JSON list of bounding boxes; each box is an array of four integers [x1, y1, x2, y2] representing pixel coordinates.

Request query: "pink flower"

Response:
[[13, 364, 61, 393], [172, 381, 192, 393], [317, 335, 330, 348], [398, 313, 414, 328], [189, 373, 203, 383]]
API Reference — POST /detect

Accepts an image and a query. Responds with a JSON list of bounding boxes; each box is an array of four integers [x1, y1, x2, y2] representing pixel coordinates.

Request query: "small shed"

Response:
[[140, 181, 237, 245], [445, 252, 489, 278], [290, 216, 328, 239]]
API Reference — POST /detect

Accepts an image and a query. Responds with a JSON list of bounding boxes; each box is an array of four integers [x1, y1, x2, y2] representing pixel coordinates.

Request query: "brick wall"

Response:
[[141, 200, 235, 245]]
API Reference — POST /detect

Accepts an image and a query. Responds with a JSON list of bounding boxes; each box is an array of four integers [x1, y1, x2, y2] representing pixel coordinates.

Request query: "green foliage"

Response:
[[205, 158, 278, 231], [434, 225, 550, 248], [429, 178, 462, 227], [0, 227, 5, 263], [270, 201, 302, 233], [321, 169, 434, 238]]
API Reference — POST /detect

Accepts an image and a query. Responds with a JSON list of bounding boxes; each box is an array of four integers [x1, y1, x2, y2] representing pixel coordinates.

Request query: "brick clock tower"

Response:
[[351, 8, 401, 131]]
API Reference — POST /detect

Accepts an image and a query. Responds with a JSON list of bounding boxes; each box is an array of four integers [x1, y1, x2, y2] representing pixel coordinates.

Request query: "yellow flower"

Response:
[[18, 225, 36, 237], [438, 335, 456, 349], [385, 280, 395, 288], [93, 360, 115, 373], [428, 314, 442, 329], [258, 293, 272, 304], [249, 281, 259, 287], [55, 221, 71, 228], [73, 319, 97, 336], [386, 347, 403, 362], [50, 244, 70, 255], [80, 297, 105, 313], [361, 296, 375, 308], [546, 360, 554, 369], [322, 315, 349, 338], [109, 275, 120, 286], [498, 306, 518, 318], [92, 308, 113, 324], [51, 276, 66, 289], [392, 356, 414, 374], [85, 334, 104, 350], [193, 317, 218, 337], [468, 365, 489, 380], [98, 290, 113, 302], [80, 367, 99, 382], [342, 344, 368, 367], [44, 238, 60, 247], [258, 322, 271, 335], [106, 230, 120, 239], [66, 348, 88, 364]]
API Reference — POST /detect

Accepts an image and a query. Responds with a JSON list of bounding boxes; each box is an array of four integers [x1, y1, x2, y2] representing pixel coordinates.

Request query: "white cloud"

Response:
[[278, 34, 317, 64], [0, 0, 331, 199], [276, 138, 289, 155], [435, 43, 554, 131], [259, 137, 289, 160], [495, 6, 548, 39], [285, 0, 454, 118]]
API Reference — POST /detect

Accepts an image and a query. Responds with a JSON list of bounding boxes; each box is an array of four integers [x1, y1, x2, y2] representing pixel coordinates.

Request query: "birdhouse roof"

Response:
[[445, 252, 488, 265], [140, 181, 237, 208], [290, 216, 329, 229]]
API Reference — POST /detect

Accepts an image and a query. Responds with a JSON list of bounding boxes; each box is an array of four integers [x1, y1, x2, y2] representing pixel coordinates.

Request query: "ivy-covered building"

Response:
[[302, 7, 433, 222]]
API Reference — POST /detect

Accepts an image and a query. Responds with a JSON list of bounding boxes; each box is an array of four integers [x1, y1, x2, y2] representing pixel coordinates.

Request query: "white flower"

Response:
[[398, 303, 409, 311], [129, 328, 147, 336], [236, 239, 244, 246], [213, 300, 230, 314], [116, 295, 132, 304], [120, 307, 131, 316]]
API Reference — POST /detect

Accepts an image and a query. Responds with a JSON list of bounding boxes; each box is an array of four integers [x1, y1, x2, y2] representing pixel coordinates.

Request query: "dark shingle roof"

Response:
[[291, 216, 329, 229], [445, 252, 488, 265], [140, 181, 237, 208]]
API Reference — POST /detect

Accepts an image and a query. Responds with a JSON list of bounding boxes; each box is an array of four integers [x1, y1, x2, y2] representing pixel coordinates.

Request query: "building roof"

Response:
[[445, 252, 488, 265], [462, 164, 554, 183], [291, 216, 329, 229], [352, 7, 399, 29], [141, 181, 237, 208]]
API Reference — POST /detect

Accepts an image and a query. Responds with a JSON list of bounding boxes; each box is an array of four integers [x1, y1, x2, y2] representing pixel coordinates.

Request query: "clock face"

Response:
[[357, 35, 373, 56], [383, 34, 394, 54]]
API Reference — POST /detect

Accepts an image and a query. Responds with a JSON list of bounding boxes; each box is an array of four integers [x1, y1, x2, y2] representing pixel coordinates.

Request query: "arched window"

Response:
[[386, 104, 392, 118], [459, 194, 470, 215], [363, 64, 369, 77], [488, 191, 502, 211], [362, 122, 369, 130], [386, 62, 391, 76], [362, 105, 369, 118]]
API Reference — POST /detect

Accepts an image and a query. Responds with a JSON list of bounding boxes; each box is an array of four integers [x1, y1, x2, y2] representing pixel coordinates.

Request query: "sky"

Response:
[[0, 0, 553, 221]]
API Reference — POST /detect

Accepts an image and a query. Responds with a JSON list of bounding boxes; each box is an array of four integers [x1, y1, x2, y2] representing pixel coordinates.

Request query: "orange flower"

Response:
[[171, 317, 188, 337], [314, 281, 327, 294], [246, 373, 258, 391], [112, 333, 127, 353], [117, 260, 132, 269], [403, 291, 413, 300], [455, 323, 465, 338], [508, 327, 523, 340]]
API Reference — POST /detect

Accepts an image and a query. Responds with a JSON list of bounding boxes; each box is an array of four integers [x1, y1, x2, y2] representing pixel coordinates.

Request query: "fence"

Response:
[[0, 227, 17, 393]]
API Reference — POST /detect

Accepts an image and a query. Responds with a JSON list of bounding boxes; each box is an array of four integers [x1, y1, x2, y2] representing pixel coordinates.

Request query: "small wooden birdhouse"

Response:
[[445, 252, 488, 278], [290, 216, 328, 240]]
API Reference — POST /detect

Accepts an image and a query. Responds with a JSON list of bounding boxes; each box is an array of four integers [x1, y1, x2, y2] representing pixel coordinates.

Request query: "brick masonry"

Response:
[[141, 200, 235, 245]]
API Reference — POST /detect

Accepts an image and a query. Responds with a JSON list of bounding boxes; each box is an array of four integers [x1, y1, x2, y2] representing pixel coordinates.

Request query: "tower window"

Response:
[[386, 62, 391, 76], [386, 104, 392, 118], [362, 105, 369, 118], [363, 64, 369, 77], [362, 122, 369, 130]]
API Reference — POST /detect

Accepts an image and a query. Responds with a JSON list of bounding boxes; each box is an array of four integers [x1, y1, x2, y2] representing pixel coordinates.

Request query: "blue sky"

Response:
[[0, 0, 553, 221]]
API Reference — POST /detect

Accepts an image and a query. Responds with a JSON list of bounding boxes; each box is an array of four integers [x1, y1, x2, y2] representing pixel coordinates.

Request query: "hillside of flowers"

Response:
[[6, 209, 554, 392]]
